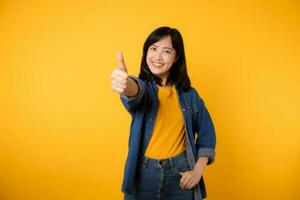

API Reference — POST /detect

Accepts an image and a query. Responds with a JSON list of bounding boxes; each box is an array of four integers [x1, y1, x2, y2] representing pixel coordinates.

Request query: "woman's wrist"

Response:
[[123, 77, 138, 97], [193, 157, 208, 176]]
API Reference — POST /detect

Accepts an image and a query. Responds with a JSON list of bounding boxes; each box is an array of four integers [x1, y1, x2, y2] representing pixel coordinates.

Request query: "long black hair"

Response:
[[139, 26, 191, 91]]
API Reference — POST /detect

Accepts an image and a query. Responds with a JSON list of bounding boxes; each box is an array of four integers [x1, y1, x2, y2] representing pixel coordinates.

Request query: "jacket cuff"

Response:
[[197, 148, 215, 165]]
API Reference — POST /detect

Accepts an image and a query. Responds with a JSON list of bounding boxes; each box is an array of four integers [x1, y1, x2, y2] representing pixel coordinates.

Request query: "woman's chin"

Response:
[[151, 72, 163, 77], [150, 69, 163, 75]]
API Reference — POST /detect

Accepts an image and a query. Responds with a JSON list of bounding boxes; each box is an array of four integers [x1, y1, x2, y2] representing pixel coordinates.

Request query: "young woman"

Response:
[[110, 26, 216, 200]]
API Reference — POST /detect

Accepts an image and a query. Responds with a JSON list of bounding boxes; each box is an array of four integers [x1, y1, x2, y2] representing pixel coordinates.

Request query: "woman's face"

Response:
[[146, 36, 177, 82]]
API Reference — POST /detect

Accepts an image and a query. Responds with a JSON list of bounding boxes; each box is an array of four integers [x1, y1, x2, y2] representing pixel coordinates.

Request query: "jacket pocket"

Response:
[[185, 103, 200, 113]]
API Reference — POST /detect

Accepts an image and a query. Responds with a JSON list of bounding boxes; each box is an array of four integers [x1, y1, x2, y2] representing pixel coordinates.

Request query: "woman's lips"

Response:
[[152, 61, 164, 67]]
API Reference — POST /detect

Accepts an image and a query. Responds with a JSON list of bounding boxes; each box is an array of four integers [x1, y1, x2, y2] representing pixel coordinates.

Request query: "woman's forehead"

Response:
[[151, 36, 174, 49]]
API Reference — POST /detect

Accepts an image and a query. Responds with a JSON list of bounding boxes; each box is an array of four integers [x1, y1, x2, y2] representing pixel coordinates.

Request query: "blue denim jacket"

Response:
[[120, 76, 216, 200]]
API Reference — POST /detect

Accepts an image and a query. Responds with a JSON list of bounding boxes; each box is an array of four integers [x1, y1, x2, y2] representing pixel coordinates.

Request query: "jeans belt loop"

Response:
[[168, 158, 174, 168], [143, 157, 149, 168]]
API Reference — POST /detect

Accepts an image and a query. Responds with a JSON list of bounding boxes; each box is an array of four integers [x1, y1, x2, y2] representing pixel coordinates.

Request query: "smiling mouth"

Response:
[[152, 62, 164, 67]]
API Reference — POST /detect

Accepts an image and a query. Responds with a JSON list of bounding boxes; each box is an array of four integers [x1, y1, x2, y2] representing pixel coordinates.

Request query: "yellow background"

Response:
[[0, 0, 299, 199]]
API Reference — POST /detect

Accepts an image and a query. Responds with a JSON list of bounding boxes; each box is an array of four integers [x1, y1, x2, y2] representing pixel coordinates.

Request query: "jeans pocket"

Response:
[[174, 158, 191, 174]]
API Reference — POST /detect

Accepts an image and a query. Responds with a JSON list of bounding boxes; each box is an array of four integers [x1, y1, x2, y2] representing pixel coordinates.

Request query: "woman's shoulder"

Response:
[[183, 85, 199, 95], [182, 86, 204, 102]]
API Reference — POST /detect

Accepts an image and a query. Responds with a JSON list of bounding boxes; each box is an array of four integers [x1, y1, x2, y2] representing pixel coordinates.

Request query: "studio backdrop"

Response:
[[0, 0, 299, 199]]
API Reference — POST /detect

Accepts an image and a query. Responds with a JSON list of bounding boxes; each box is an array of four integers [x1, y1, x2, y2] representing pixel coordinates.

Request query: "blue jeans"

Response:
[[124, 151, 194, 200]]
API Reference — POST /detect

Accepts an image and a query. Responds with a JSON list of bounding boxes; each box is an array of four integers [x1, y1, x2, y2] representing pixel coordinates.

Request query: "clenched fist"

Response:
[[110, 51, 129, 94]]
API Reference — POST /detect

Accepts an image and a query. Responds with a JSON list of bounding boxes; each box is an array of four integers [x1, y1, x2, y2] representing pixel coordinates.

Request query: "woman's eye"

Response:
[[164, 50, 171, 54], [150, 47, 156, 51]]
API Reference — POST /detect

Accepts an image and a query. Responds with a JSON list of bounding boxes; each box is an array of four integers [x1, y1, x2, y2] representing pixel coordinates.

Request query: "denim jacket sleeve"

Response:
[[120, 76, 145, 114], [193, 89, 216, 165]]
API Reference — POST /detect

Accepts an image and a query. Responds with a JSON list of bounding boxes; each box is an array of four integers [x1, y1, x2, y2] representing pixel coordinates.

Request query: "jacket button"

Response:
[[182, 108, 186, 112]]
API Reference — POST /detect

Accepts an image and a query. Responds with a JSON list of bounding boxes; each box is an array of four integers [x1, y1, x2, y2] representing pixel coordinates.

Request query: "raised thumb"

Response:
[[117, 51, 127, 72]]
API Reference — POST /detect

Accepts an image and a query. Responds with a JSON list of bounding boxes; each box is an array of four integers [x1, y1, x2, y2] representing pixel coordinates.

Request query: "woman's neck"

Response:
[[160, 76, 168, 86]]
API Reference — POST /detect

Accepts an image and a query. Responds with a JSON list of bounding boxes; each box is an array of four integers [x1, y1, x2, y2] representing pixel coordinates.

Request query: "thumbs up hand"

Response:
[[110, 51, 129, 94], [117, 51, 128, 73]]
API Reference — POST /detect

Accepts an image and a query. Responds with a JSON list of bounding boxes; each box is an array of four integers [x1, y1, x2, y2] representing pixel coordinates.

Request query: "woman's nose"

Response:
[[153, 50, 163, 61]]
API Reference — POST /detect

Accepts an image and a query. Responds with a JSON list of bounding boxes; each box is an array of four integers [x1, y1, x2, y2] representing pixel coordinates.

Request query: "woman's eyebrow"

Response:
[[163, 47, 174, 50], [151, 44, 175, 51], [151, 44, 174, 50]]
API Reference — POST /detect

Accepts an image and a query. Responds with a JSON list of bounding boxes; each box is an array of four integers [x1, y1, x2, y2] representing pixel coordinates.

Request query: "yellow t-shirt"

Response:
[[144, 85, 186, 159]]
